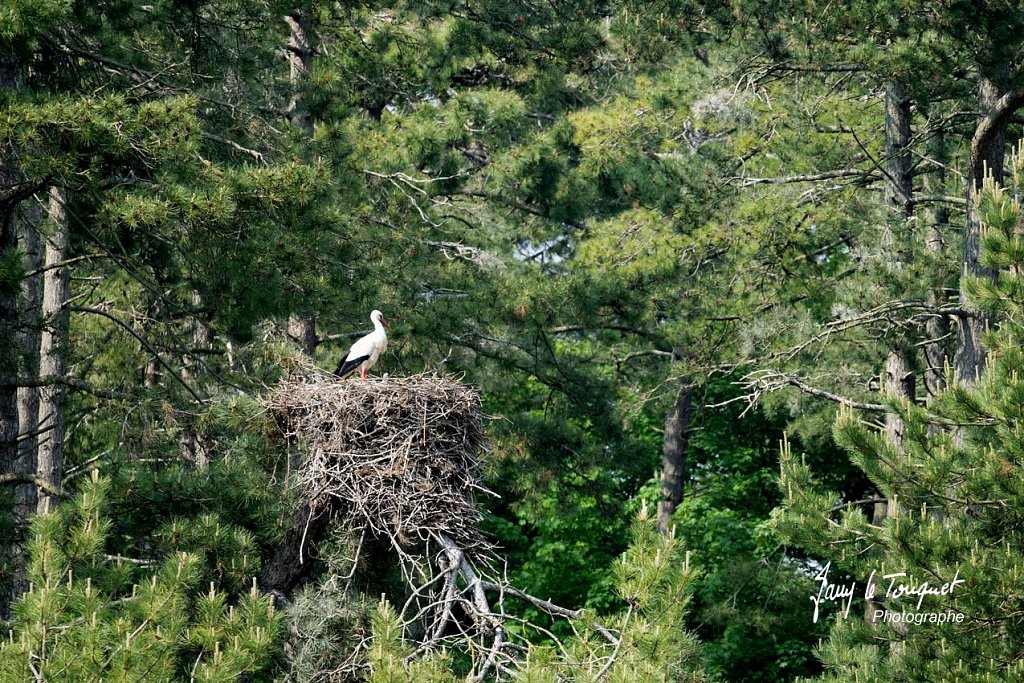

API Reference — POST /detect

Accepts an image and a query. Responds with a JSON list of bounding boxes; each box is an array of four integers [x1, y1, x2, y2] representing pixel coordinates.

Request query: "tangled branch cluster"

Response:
[[267, 372, 493, 560], [267, 372, 617, 681]]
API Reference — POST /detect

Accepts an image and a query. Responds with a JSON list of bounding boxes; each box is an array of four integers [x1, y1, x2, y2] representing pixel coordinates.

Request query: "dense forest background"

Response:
[[3, 0, 1024, 681]]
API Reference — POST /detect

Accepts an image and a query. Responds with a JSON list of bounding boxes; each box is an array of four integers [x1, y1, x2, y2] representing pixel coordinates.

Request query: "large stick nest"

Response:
[[267, 372, 493, 558]]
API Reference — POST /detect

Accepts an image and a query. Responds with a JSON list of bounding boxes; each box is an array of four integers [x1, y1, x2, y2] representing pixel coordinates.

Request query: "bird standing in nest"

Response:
[[335, 309, 391, 379]]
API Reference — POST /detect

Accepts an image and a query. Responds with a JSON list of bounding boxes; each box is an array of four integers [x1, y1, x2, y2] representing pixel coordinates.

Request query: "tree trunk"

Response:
[[284, 9, 318, 358], [37, 187, 70, 515], [656, 383, 692, 535], [7, 199, 42, 602], [879, 78, 915, 450], [865, 350, 916, 624], [15, 200, 42, 525], [866, 82, 916, 624], [144, 356, 160, 388], [259, 499, 334, 599], [882, 352, 915, 449], [883, 82, 913, 217], [285, 9, 314, 131], [180, 291, 211, 469], [273, 7, 322, 567], [181, 291, 212, 385], [0, 51, 24, 619], [924, 126, 950, 399], [287, 314, 317, 356], [956, 77, 1021, 385]]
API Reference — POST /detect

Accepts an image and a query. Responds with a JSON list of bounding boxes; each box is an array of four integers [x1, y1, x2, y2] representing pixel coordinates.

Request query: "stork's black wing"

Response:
[[335, 354, 370, 378]]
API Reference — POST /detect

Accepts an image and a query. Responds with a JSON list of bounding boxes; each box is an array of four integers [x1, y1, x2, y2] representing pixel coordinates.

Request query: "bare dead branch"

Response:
[[423, 239, 503, 269], [594, 602, 632, 680], [202, 132, 267, 164], [734, 168, 879, 187], [711, 370, 886, 414], [7, 375, 127, 400], [71, 306, 202, 402], [478, 580, 583, 619]]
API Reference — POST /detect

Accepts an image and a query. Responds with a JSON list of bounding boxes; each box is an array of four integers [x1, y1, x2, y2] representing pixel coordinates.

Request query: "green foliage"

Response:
[[95, 395, 294, 575], [775, 152, 1024, 680], [658, 381, 832, 681], [599, 508, 705, 682], [365, 599, 455, 683], [9, 0, 1023, 680], [283, 540, 373, 683], [0, 0, 71, 46], [363, 508, 707, 682], [0, 472, 282, 682]]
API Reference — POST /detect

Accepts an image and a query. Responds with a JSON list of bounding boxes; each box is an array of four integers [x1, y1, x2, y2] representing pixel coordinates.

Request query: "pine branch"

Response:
[[616, 349, 676, 365], [914, 194, 968, 207], [70, 306, 203, 402], [202, 132, 267, 164], [734, 169, 879, 187], [96, 176, 159, 190], [712, 370, 886, 414], [455, 190, 588, 231], [101, 554, 158, 567], [768, 62, 864, 74], [22, 254, 103, 279], [0, 473, 64, 498], [763, 299, 960, 366], [4, 375, 127, 400], [422, 239, 502, 268]]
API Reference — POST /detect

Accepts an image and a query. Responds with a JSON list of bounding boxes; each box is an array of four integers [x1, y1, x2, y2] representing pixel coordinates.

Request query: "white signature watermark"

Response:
[[810, 561, 965, 624]]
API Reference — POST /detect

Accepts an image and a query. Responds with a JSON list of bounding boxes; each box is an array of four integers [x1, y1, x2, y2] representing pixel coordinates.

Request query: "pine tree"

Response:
[[358, 507, 707, 682], [776, 148, 1024, 681], [0, 470, 282, 682]]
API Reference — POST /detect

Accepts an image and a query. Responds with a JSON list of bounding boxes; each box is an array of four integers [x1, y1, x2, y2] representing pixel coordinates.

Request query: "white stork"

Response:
[[334, 309, 391, 379]]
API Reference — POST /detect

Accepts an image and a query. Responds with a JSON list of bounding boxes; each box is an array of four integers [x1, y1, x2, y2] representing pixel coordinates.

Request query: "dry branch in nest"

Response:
[[264, 371, 617, 681], [266, 371, 493, 562], [263, 372, 502, 678]]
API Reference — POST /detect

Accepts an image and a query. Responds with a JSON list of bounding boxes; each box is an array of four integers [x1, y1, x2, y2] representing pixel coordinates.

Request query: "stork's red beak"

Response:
[[382, 318, 391, 330]]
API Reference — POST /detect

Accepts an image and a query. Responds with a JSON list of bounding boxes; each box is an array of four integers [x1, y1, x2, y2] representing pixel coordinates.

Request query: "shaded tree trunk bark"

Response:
[[9, 199, 42, 602], [656, 383, 692, 535], [180, 291, 211, 468], [956, 78, 1023, 385], [865, 351, 916, 626], [259, 499, 334, 600], [144, 356, 160, 388], [36, 187, 70, 515], [282, 21, 317, 499], [285, 9, 314, 132], [882, 353, 916, 448], [924, 126, 950, 399], [0, 51, 24, 619], [287, 315, 317, 356], [884, 82, 913, 216], [866, 82, 915, 625], [284, 9, 318, 358], [15, 200, 41, 526]]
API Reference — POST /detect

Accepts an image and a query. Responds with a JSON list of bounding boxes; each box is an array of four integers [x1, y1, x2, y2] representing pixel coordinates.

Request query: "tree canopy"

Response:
[[2, 0, 1024, 681]]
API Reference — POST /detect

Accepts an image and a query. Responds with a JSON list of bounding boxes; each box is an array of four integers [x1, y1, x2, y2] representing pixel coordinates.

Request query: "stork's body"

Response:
[[335, 310, 390, 379]]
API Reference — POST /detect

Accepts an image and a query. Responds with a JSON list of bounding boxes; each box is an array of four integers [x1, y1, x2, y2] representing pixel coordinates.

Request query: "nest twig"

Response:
[[266, 371, 614, 681], [267, 371, 494, 563]]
